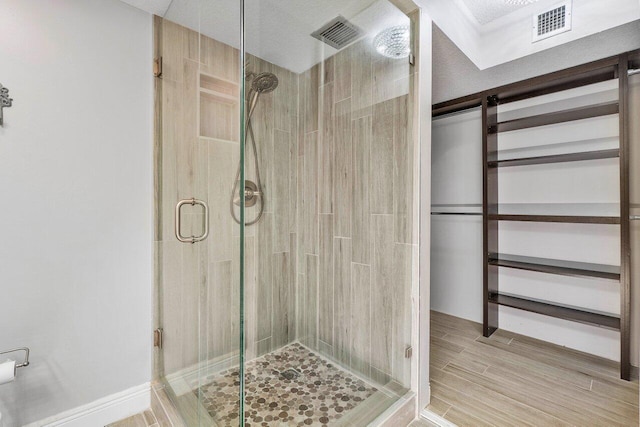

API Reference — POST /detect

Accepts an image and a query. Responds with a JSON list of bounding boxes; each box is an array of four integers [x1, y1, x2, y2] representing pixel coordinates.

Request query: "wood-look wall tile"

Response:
[[319, 82, 335, 214], [181, 245, 200, 366], [371, 100, 394, 214], [200, 35, 239, 83], [152, 242, 162, 380], [299, 74, 307, 150], [297, 136, 305, 270], [371, 214, 394, 376], [289, 113, 298, 234], [272, 252, 291, 348], [334, 49, 352, 102], [243, 236, 258, 360], [209, 260, 237, 358], [318, 340, 335, 358], [407, 73, 418, 245], [333, 237, 352, 366], [161, 20, 185, 82], [392, 243, 412, 386], [251, 89, 274, 212], [197, 237, 210, 363], [352, 115, 371, 264], [161, 241, 184, 374], [273, 130, 290, 252], [351, 41, 373, 119], [303, 131, 319, 255], [256, 337, 272, 357], [393, 95, 412, 244], [195, 140, 209, 209], [323, 55, 335, 85], [297, 73, 305, 157], [180, 60, 205, 225], [351, 263, 371, 377], [372, 57, 407, 105], [372, 58, 391, 105], [183, 26, 199, 62], [274, 68, 294, 132], [207, 139, 236, 261], [288, 233, 297, 340], [257, 212, 273, 341], [153, 72, 163, 243], [303, 66, 319, 134], [161, 79, 181, 241], [334, 98, 353, 237], [305, 255, 319, 349], [296, 272, 305, 343], [319, 214, 334, 346]]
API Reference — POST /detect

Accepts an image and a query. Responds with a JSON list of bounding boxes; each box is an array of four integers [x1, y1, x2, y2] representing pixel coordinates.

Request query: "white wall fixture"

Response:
[[373, 25, 411, 58], [532, 0, 572, 42]]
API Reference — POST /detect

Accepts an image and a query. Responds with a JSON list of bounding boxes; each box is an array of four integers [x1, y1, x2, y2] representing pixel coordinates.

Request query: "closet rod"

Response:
[[431, 212, 482, 216]]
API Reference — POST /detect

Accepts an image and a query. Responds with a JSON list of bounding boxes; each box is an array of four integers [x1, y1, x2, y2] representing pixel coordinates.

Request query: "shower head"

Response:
[[251, 72, 279, 93]]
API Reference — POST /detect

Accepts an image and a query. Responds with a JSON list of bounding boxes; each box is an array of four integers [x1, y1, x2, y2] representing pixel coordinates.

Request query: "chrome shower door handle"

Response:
[[175, 198, 209, 243]]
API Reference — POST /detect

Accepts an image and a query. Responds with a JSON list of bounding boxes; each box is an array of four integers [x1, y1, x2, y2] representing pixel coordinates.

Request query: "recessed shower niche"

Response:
[[200, 74, 239, 142]]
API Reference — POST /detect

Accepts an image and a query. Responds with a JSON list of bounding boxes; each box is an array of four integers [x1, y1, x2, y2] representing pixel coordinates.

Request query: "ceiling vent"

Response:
[[532, 1, 572, 43], [311, 16, 362, 50]]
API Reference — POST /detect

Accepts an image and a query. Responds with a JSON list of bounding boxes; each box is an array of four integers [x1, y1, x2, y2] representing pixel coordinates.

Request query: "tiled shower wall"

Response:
[[155, 18, 418, 390], [296, 37, 417, 388], [155, 19, 298, 378], [243, 53, 299, 359]]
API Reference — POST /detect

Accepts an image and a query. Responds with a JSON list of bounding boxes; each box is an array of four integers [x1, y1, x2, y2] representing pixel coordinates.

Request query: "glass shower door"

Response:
[[240, 0, 417, 425], [155, 0, 244, 424], [155, 0, 419, 425]]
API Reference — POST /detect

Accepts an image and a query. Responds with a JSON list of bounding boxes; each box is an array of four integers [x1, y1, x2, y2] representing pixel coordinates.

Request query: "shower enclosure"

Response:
[[153, 0, 421, 425]]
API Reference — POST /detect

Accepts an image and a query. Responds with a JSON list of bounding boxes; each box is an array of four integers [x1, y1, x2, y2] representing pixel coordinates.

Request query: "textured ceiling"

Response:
[[459, 0, 534, 25]]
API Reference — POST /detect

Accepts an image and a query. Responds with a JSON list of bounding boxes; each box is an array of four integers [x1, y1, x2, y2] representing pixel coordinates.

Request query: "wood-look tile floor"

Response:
[[107, 409, 158, 427], [428, 311, 639, 427]]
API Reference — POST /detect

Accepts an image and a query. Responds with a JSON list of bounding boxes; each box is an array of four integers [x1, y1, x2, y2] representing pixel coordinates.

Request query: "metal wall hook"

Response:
[[0, 84, 13, 126], [0, 83, 13, 126]]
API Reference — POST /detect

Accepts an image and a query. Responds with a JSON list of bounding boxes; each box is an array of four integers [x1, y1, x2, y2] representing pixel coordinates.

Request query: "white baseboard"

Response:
[[24, 383, 150, 427]]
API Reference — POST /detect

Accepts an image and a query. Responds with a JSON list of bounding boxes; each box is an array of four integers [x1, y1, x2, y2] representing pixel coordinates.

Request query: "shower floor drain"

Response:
[[279, 368, 301, 380]]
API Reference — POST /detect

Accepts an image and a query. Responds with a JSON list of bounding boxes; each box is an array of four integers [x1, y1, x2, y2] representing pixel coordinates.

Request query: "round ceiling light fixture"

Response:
[[373, 25, 410, 59], [504, 0, 539, 4]]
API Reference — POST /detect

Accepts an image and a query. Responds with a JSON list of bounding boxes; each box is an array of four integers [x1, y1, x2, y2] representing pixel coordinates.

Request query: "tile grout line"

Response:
[[151, 387, 174, 427], [146, 408, 159, 426], [440, 406, 452, 420]]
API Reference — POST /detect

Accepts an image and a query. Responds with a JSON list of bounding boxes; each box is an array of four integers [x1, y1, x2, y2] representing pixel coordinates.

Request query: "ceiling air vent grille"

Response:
[[532, 1, 572, 42], [311, 16, 362, 50]]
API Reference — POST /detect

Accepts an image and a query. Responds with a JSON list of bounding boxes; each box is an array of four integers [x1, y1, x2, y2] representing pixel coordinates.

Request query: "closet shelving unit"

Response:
[[432, 50, 640, 380]]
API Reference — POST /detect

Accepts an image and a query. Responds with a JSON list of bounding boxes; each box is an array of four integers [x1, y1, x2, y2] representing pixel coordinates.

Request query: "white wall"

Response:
[[430, 108, 483, 322], [0, 1, 153, 426]]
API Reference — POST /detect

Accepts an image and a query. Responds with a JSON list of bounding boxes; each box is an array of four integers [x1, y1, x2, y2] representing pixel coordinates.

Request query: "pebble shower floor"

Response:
[[194, 343, 379, 426]]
